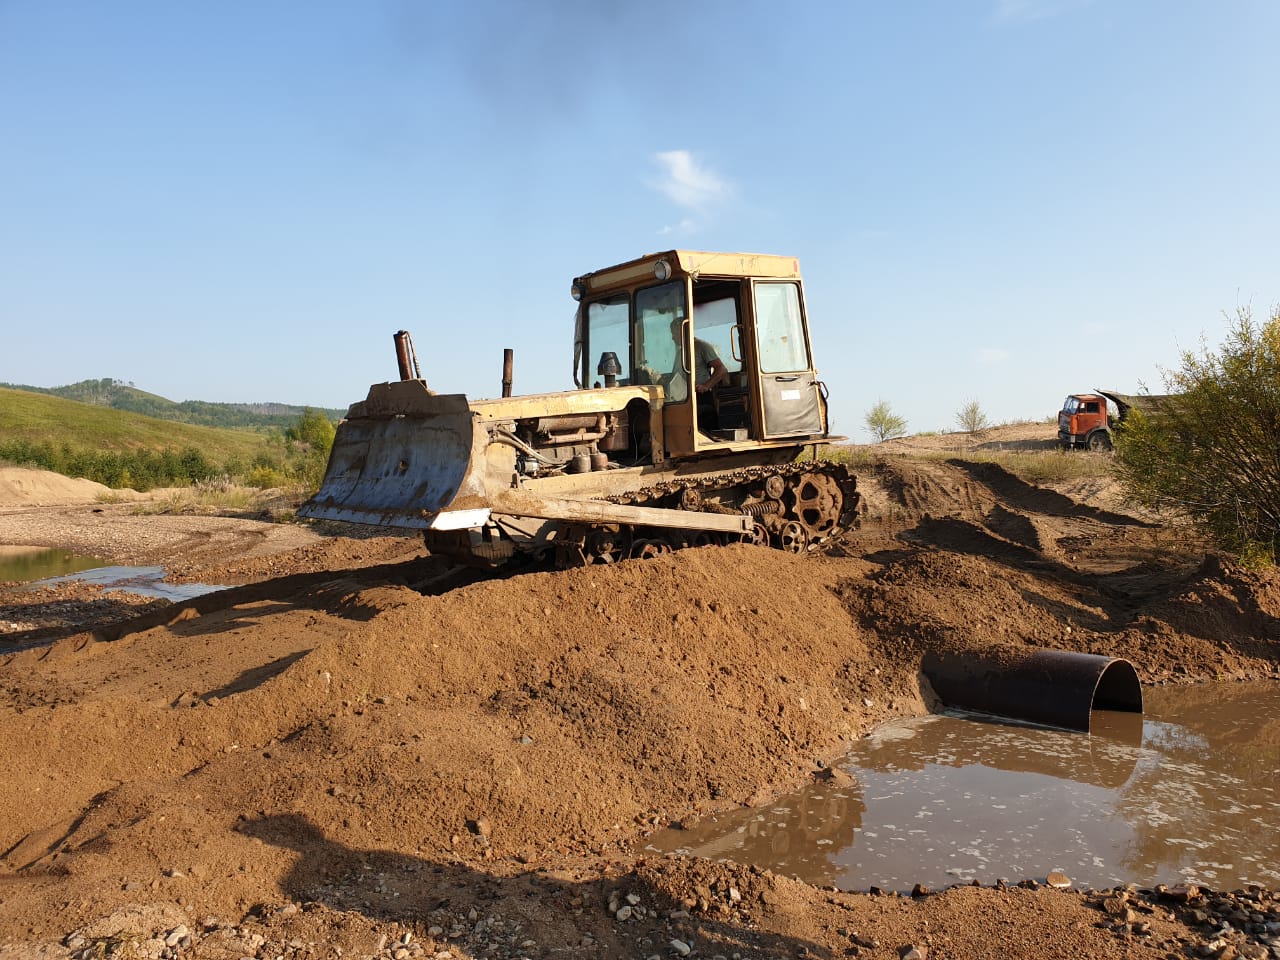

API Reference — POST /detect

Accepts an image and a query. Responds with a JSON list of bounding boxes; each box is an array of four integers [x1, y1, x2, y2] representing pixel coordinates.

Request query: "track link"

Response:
[[594, 460, 860, 558]]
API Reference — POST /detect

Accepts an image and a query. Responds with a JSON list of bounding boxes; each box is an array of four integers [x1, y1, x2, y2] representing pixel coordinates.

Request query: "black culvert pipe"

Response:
[[921, 647, 1143, 733]]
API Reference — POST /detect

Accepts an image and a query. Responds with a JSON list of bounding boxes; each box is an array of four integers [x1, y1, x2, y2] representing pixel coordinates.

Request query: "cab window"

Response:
[[585, 294, 630, 386], [755, 282, 809, 373], [633, 281, 687, 397]]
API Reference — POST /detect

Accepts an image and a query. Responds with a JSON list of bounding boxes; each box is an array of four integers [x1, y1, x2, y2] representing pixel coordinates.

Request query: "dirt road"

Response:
[[1, 437, 1278, 960]]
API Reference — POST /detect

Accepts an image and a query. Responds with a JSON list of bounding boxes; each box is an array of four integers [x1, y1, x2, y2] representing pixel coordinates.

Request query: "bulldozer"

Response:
[[299, 250, 858, 566]]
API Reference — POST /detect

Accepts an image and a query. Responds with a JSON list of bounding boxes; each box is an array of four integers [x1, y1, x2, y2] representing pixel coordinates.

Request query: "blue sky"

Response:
[[1, 1, 1276, 438]]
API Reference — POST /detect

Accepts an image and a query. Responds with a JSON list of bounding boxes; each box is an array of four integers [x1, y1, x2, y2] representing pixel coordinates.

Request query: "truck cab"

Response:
[[1058, 393, 1114, 451]]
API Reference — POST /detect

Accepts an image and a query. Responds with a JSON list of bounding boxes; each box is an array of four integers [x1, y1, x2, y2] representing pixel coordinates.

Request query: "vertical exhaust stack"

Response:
[[394, 330, 422, 383], [502, 348, 514, 398]]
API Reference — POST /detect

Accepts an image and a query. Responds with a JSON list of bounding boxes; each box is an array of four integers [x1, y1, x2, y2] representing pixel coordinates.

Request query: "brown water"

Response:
[[33, 564, 223, 601], [1, 544, 222, 602], [0, 546, 106, 582], [646, 682, 1280, 892]]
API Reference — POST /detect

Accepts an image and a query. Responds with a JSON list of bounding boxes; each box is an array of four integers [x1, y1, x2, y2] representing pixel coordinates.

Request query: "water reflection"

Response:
[[646, 682, 1280, 893], [1113, 684, 1280, 889], [655, 781, 866, 889], [0, 546, 106, 582], [33, 565, 223, 602]]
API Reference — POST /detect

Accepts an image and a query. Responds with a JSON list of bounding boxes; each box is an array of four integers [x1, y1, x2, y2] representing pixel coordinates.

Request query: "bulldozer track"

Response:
[[602, 459, 860, 555]]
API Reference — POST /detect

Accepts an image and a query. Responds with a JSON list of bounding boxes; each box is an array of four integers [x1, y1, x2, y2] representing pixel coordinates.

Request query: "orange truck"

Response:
[[1057, 390, 1171, 451]]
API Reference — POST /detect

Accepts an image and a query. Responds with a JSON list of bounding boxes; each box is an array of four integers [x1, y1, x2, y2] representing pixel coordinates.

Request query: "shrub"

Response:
[[954, 399, 991, 433], [0, 439, 225, 491], [863, 400, 908, 442], [245, 465, 287, 489], [1114, 304, 1280, 561], [285, 408, 337, 457]]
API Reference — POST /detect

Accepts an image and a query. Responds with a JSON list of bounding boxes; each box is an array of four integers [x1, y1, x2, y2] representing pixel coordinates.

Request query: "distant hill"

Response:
[[0, 387, 275, 461], [0, 378, 345, 431]]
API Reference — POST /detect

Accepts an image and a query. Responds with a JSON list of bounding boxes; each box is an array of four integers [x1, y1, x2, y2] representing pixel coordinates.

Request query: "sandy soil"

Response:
[[1, 432, 1278, 960]]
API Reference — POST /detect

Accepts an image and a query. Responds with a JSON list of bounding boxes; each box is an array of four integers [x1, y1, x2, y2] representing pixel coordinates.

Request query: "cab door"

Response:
[[750, 280, 824, 438]]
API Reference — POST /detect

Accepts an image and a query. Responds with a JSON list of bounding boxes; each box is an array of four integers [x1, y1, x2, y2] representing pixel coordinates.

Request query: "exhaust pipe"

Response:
[[394, 330, 422, 382], [502, 348, 514, 398]]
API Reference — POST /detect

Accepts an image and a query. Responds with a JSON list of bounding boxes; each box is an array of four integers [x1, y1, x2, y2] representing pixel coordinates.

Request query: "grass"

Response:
[[0, 386, 330, 492], [0, 387, 270, 461], [820, 445, 879, 468], [123, 479, 309, 518], [960, 449, 1113, 484]]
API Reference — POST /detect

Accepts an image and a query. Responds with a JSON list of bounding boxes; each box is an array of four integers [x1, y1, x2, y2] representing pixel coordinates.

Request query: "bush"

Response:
[[954, 399, 991, 433], [263, 407, 340, 495], [0, 439, 224, 491], [863, 400, 908, 442], [245, 465, 288, 489], [1114, 304, 1280, 560], [285, 408, 336, 457]]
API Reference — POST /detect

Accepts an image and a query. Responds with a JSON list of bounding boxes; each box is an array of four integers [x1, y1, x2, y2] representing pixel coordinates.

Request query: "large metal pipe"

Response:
[[502, 348, 514, 398], [921, 647, 1142, 733]]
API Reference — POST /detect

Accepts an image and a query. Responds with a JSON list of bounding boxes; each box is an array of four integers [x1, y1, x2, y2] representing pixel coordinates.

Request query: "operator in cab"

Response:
[[669, 316, 729, 429]]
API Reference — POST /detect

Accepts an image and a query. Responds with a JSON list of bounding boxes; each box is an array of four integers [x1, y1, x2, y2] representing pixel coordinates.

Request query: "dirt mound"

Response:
[[162, 531, 427, 585], [0, 466, 115, 506], [868, 420, 1060, 455], [0, 456, 1278, 957]]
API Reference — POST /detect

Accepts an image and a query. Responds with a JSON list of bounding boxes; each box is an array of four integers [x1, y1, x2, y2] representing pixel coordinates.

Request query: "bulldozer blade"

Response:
[[299, 389, 486, 530]]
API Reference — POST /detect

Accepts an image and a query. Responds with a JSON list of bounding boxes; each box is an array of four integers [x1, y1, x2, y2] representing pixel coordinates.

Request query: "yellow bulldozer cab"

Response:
[[572, 251, 829, 454]]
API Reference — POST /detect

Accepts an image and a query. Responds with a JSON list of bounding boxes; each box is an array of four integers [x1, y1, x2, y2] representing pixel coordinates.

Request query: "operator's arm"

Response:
[[698, 356, 729, 394]]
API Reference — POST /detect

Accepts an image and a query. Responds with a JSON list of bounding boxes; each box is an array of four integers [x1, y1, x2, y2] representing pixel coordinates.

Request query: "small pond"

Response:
[[1, 545, 223, 602], [647, 681, 1280, 893], [34, 565, 223, 602], [0, 546, 107, 582]]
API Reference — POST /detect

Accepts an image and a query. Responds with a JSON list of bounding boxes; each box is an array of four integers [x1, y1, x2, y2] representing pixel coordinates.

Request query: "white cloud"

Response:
[[976, 348, 1011, 365], [657, 218, 697, 236], [651, 150, 729, 211]]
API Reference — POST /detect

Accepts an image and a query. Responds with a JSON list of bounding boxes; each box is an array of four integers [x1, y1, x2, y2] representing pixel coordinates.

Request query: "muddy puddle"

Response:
[[0, 546, 107, 582], [1, 545, 223, 601], [648, 681, 1280, 893], [34, 565, 223, 601]]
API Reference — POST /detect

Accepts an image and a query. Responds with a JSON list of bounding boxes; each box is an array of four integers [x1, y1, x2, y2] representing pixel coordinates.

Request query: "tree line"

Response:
[[0, 407, 337, 493]]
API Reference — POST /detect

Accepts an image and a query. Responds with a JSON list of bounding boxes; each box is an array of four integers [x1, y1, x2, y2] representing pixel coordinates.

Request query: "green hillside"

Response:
[[0, 387, 270, 456], [0, 387, 298, 490], [0, 378, 345, 430]]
